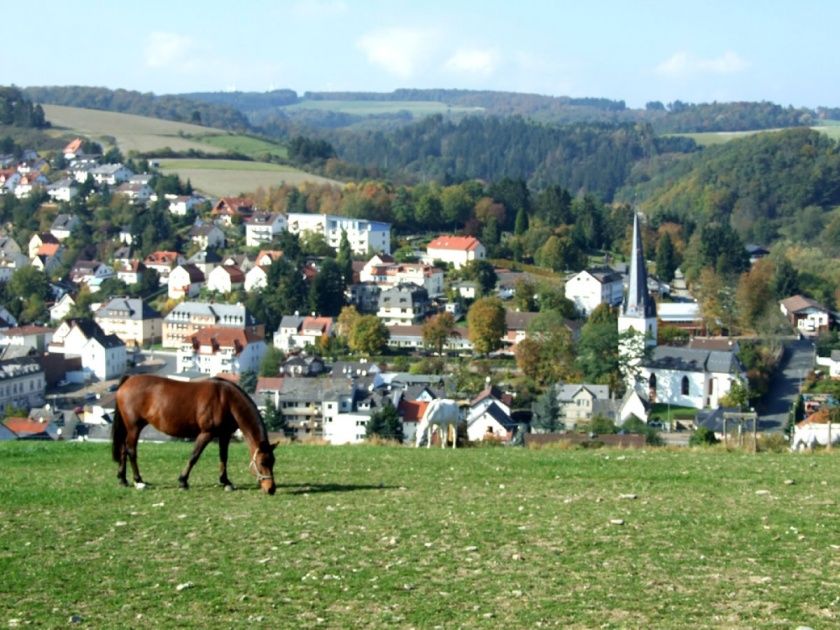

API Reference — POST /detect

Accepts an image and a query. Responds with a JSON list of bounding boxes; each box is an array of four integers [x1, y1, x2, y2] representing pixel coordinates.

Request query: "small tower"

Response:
[[618, 212, 657, 346]]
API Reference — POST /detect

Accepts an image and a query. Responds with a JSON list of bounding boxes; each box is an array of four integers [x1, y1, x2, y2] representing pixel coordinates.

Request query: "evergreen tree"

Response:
[[336, 229, 354, 285], [514, 206, 529, 235], [262, 397, 288, 434], [532, 384, 562, 432], [365, 403, 404, 442], [239, 370, 258, 394], [771, 257, 799, 298], [655, 232, 678, 282]]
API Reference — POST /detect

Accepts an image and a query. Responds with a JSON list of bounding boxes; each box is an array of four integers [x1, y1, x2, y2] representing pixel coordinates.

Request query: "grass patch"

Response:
[[157, 159, 342, 197], [2, 441, 840, 627], [669, 125, 840, 147], [197, 134, 288, 160]]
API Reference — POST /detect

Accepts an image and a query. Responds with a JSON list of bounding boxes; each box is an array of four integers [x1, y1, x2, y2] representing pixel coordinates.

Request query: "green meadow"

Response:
[[2, 441, 839, 628]]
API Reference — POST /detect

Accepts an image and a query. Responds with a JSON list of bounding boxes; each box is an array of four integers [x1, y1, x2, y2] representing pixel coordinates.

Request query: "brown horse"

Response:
[[112, 374, 277, 494]]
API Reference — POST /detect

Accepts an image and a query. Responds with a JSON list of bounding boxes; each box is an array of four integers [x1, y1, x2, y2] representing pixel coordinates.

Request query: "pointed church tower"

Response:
[[618, 212, 657, 346]]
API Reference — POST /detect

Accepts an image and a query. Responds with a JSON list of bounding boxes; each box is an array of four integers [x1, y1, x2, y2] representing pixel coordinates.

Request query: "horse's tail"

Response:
[[111, 375, 131, 462]]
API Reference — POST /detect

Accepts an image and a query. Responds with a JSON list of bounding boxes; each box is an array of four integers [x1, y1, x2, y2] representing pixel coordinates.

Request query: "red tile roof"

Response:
[[3, 417, 53, 437], [187, 326, 263, 354], [427, 235, 483, 252], [398, 399, 429, 423]]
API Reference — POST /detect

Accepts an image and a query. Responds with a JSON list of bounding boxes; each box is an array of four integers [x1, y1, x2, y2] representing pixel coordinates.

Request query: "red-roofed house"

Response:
[[425, 235, 486, 269], [177, 326, 267, 375], [207, 265, 246, 294], [780, 295, 830, 337], [143, 251, 185, 284], [63, 138, 84, 160], [3, 417, 59, 440], [212, 197, 255, 226]]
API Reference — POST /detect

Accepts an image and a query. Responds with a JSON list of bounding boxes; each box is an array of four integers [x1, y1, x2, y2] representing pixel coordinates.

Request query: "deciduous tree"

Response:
[[467, 297, 506, 355], [349, 315, 389, 356], [423, 312, 456, 355]]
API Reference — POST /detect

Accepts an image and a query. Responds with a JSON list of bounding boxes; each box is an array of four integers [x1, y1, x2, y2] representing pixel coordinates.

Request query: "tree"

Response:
[[348, 314, 389, 356], [262, 397, 288, 434], [259, 346, 284, 377], [365, 402, 404, 442], [336, 229, 353, 286], [771, 257, 799, 299], [696, 267, 737, 335], [308, 258, 345, 317], [467, 297, 506, 354], [239, 370, 257, 394], [462, 259, 497, 296], [514, 206, 529, 236], [532, 384, 562, 432], [655, 232, 678, 282], [576, 306, 620, 389], [512, 278, 537, 312], [719, 378, 750, 410], [423, 312, 456, 355], [735, 259, 775, 332]]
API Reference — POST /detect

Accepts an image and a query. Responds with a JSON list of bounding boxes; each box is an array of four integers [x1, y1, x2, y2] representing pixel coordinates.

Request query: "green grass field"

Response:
[[2, 441, 839, 628], [157, 159, 341, 197], [283, 99, 483, 116], [672, 125, 840, 146], [197, 134, 288, 160]]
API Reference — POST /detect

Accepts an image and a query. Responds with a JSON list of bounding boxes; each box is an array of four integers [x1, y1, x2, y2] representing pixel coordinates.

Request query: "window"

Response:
[[681, 376, 689, 396]]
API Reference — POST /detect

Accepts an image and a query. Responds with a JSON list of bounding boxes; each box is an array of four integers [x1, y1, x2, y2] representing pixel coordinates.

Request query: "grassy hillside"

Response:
[[1, 441, 838, 628], [672, 124, 840, 147], [157, 158, 341, 197]]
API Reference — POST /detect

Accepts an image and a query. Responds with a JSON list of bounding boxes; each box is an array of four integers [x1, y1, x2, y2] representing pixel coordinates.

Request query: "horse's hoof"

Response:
[[118, 479, 129, 487], [224, 484, 235, 492], [179, 484, 189, 491], [135, 482, 146, 490]]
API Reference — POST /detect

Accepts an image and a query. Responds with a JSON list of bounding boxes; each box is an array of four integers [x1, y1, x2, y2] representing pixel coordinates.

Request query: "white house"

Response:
[[166, 194, 204, 217], [206, 265, 245, 294], [377, 284, 430, 326], [177, 327, 266, 375], [256, 376, 357, 440], [50, 294, 76, 322], [816, 350, 840, 378], [244, 266, 269, 292], [425, 235, 485, 270], [780, 295, 831, 337], [556, 383, 613, 428], [0, 358, 46, 412], [286, 213, 391, 255], [114, 182, 153, 204], [50, 214, 81, 240], [273, 315, 334, 353], [244, 212, 287, 247], [143, 251, 184, 285], [81, 332, 127, 381], [360, 256, 445, 297], [168, 264, 205, 299], [565, 268, 624, 317], [46, 179, 78, 203], [90, 164, 133, 186], [188, 223, 225, 251]]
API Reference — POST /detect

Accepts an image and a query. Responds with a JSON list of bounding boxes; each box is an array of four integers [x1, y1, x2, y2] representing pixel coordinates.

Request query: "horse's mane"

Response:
[[211, 377, 268, 444]]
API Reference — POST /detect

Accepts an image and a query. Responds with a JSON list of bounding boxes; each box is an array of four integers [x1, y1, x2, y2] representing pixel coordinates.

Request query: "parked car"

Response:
[[56, 379, 69, 388]]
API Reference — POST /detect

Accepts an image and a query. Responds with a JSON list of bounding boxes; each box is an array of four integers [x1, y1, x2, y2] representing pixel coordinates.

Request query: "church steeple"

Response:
[[623, 212, 657, 319], [618, 211, 657, 347]]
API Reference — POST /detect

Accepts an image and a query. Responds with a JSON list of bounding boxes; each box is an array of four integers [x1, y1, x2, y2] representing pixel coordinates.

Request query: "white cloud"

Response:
[[656, 50, 749, 77], [357, 27, 437, 79], [444, 48, 499, 76], [144, 32, 195, 70]]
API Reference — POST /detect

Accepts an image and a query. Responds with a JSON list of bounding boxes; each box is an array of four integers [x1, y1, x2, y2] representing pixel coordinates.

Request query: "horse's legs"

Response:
[[117, 442, 128, 486], [452, 423, 457, 449], [426, 425, 431, 448], [218, 432, 235, 490], [178, 432, 214, 490], [125, 427, 144, 487]]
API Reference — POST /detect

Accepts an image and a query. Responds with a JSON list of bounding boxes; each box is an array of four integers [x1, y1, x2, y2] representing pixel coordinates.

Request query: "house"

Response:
[[30, 242, 64, 274], [377, 283, 430, 326], [162, 301, 262, 348], [28, 232, 59, 259], [118, 226, 134, 245], [94, 297, 162, 348], [616, 388, 651, 425], [244, 265, 269, 292], [256, 376, 357, 440], [68, 260, 114, 287], [46, 179, 78, 203], [397, 398, 430, 445], [114, 181, 153, 204], [658, 302, 704, 336], [360, 256, 445, 297], [143, 251, 184, 284], [0, 325, 54, 352], [0, 358, 47, 412], [49, 318, 108, 355], [168, 264, 205, 300], [556, 383, 613, 428], [286, 212, 391, 255], [468, 386, 512, 422], [780, 295, 831, 337], [255, 249, 284, 268], [816, 349, 840, 379], [3, 417, 58, 440], [187, 249, 222, 277], [81, 331, 127, 381], [467, 401, 515, 442], [177, 326, 266, 376], [244, 212, 287, 247], [206, 265, 245, 294], [14, 172, 48, 199], [281, 355, 326, 377], [330, 360, 381, 378], [90, 163, 133, 186], [345, 282, 382, 314], [50, 294, 76, 322], [385, 324, 472, 352], [273, 315, 334, 352], [50, 214, 81, 240], [746, 244, 770, 264], [115, 260, 146, 286], [166, 194, 204, 217], [425, 235, 485, 269], [212, 197, 255, 226], [188, 223, 225, 251], [565, 267, 624, 317], [63, 138, 84, 160], [221, 253, 254, 273], [638, 346, 746, 410]]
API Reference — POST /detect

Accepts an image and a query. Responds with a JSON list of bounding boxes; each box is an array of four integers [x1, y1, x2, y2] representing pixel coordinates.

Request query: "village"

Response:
[[1, 136, 838, 448]]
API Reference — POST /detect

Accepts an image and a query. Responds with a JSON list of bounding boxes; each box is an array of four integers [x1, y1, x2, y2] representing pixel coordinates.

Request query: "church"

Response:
[[618, 213, 746, 411]]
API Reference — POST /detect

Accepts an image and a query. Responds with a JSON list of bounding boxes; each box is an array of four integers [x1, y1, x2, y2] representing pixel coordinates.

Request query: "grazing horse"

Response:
[[112, 374, 277, 494], [415, 399, 461, 448]]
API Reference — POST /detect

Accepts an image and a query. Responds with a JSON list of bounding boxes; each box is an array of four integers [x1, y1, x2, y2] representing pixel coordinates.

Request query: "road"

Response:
[[757, 338, 816, 432]]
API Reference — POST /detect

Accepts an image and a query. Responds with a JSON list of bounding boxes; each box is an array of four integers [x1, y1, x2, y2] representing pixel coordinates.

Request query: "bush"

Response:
[[689, 426, 719, 446], [757, 433, 789, 453]]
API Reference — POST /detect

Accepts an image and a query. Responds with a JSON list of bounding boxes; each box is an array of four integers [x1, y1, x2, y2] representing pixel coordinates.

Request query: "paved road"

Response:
[[757, 338, 816, 432]]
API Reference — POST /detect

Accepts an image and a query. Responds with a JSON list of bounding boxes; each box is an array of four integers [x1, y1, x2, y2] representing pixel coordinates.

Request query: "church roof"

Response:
[[622, 212, 656, 319]]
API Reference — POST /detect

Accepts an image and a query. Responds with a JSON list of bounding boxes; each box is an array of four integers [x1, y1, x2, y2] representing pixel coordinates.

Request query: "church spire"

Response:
[[623, 211, 656, 319]]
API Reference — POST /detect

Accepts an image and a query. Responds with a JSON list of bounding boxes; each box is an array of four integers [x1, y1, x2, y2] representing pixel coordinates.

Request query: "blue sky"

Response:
[[9, 0, 839, 108]]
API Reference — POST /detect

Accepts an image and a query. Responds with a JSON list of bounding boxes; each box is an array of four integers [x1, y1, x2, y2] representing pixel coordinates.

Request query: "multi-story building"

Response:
[[162, 301, 262, 348], [0, 358, 46, 412], [177, 326, 266, 376], [377, 284, 431, 326], [94, 297, 162, 348], [565, 267, 624, 317], [286, 213, 391, 255], [425, 235, 485, 269]]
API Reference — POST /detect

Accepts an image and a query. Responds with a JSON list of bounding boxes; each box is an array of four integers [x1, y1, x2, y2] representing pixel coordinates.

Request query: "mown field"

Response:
[[157, 159, 341, 197], [2, 441, 839, 628], [673, 124, 840, 146]]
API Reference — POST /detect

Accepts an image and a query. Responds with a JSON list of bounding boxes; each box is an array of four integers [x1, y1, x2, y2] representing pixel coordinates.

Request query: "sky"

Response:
[[8, 0, 840, 109]]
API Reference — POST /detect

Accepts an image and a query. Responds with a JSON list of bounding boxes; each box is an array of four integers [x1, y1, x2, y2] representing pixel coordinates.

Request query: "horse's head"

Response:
[[251, 443, 278, 495]]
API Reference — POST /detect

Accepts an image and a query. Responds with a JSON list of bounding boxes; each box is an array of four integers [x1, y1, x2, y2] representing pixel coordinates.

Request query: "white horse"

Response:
[[791, 423, 840, 451], [416, 399, 461, 448]]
